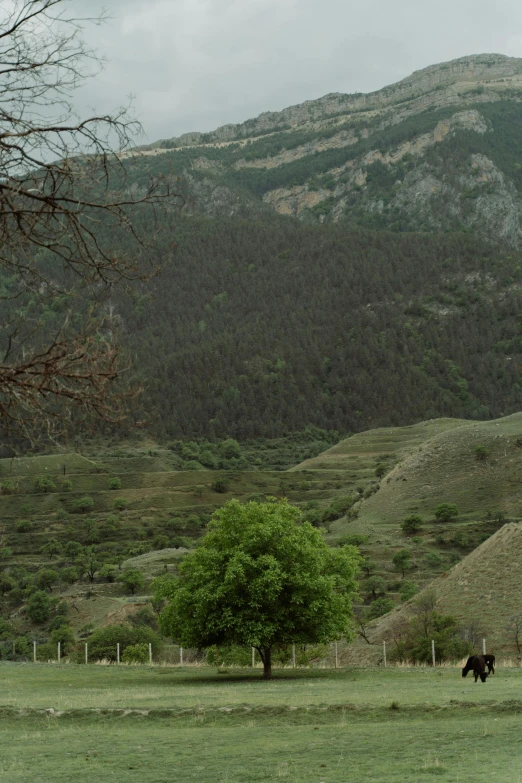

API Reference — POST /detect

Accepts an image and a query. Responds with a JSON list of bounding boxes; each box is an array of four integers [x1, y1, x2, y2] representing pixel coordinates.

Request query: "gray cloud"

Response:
[[72, 0, 522, 143]]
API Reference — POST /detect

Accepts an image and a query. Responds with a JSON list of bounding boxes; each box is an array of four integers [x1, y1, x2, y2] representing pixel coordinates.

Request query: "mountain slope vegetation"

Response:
[[130, 53, 522, 246]]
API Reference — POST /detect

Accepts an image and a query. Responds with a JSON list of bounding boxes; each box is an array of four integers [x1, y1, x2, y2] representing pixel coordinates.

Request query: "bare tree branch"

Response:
[[0, 0, 178, 443]]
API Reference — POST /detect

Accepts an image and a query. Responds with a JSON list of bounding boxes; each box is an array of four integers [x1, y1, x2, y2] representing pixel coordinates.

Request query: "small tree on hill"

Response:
[[365, 575, 386, 600], [434, 503, 459, 523], [399, 580, 419, 602], [392, 549, 413, 579], [154, 498, 360, 679], [118, 568, 145, 595], [26, 590, 51, 623], [40, 538, 62, 560], [401, 515, 423, 536], [34, 477, 56, 493], [368, 597, 395, 619], [35, 568, 59, 591]]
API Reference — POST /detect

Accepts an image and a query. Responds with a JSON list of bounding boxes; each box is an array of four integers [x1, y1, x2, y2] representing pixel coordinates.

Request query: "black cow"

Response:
[[462, 655, 489, 683], [462, 654, 495, 676]]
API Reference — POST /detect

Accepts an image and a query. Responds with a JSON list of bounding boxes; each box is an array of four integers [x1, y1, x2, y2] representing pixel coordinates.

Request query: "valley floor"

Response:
[[1, 665, 522, 782]]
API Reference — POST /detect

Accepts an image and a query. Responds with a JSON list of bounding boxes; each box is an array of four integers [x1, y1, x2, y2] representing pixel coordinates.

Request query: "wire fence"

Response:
[[0, 637, 512, 667]]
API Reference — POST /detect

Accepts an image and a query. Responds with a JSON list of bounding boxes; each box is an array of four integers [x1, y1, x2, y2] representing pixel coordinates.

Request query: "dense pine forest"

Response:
[[109, 215, 522, 439]]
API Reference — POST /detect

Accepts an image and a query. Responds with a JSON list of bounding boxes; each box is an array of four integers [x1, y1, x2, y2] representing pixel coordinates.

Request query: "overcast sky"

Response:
[[75, 0, 522, 143]]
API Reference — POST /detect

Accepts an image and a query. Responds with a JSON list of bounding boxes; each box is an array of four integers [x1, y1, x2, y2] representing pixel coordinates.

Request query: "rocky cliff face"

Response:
[[135, 54, 522, 245]]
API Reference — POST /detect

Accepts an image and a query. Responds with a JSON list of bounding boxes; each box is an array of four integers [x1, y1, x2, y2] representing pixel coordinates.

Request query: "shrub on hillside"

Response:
[[475, 445, 489, 461], [434, 503, 459, 522], [26, 590, 51, 623], [401, 515, 423, 535], [118, 568, 145, 595], [336, 533, 370, 547], [35, 568, 59, 591], [71, 496, 95, 513], [15, 520, 33, 534], [0, 480, 15, 495], [61, 479, 73, 492], [108, 477, 122, 490], [34, 476, 56, 493], [367, 597, 395, 619], [113, 497, 128, 511], [399, 581, 419, 602], [211, 478, 230, 493], [423, 551, 443, 568]]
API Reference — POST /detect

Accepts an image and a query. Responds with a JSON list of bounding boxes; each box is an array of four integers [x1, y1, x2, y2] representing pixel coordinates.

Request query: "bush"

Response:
[[424, 551, 443, 568], [60, 566, 78, 585], [36, 642, 57, 662], [51, 625, 76, 654], [401, 515, 423, 535], [434, 503, 459, 522], [85, 624, 162, 662], [0, 480, 15, 495], [118, 568, 145, 595], [26, 590, 51, 623], [367, 597, 395, 619], [108, 477, 122, 490], [35, 568, 59, 591], [336, 533, 369, 547], [71, 496, 95, 513], [61, 479, 73, 492], [34, 476, 56, 493], [321, 495, 354, 522], [399, 580, 419, 602], [113, 498, 128, 511], [211, 478, 230, 493], [475, 445, 489, 461], [15, 520, 33, 534], [219, 439, 241, 460], [122, 643, 150, 664]]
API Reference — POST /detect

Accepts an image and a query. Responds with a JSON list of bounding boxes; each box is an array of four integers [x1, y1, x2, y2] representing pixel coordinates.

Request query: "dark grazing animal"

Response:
[[462, 655, 489, 683], [462, 654, 495, 676]]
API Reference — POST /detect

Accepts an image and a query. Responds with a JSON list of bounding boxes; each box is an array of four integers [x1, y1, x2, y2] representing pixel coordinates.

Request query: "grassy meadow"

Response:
[[1, 664, 522, 782]]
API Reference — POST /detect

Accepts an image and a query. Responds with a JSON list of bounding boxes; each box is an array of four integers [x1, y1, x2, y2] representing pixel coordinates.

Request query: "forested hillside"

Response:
[[6, 54, 522, 443], [114, 217, 522, 438]]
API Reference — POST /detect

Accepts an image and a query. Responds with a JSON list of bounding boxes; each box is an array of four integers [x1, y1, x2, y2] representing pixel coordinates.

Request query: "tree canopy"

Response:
[[154, 498, 360, 678]]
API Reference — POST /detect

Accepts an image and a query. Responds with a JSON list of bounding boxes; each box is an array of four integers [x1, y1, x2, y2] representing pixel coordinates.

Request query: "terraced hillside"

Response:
[[2, 414, 522, 647]]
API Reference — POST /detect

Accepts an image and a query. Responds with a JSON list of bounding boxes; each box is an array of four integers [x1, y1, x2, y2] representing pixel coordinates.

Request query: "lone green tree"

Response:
[[154, 499, 360, 679]]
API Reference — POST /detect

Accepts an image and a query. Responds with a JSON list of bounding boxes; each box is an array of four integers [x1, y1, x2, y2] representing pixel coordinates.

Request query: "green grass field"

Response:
[[1, 664, 522, 782]]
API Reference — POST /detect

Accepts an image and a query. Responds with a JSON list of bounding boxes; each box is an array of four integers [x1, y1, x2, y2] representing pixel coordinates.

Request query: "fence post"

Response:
[[117, 643, 120, 664], [57, 642, 61, 664], [335, 641, 338, 669], [149, 643, 153, 666], [251, 647, 255, 667], [85, 643, 88, 665], [33, 641, 37, 663], [180, 646, 183, 666], [431, 640, 436, 667], [482, 638, 486, 655], [383, 640, 387, 668], [292, 643, 296, 669]]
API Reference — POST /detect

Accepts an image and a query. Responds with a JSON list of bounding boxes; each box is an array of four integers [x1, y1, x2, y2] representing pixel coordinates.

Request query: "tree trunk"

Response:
[[262, 648, 272, 680]]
